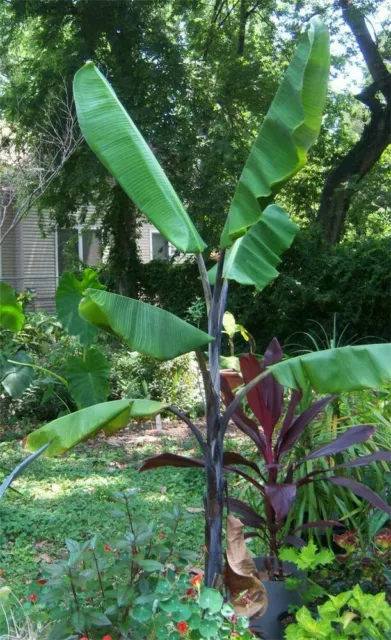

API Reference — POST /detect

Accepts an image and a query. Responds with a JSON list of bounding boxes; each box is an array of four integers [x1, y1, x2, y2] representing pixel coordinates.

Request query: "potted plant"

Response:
[[142, 338, 391, 637], [220, 311, 255, 392]]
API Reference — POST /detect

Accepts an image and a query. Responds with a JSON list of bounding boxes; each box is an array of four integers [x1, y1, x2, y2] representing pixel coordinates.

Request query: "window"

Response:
[[151, 231, 170, 260], [57, 226, 100, 277]]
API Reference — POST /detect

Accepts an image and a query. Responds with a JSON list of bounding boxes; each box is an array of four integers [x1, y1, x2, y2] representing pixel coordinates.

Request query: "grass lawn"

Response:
[[0, 423, 221, 600]]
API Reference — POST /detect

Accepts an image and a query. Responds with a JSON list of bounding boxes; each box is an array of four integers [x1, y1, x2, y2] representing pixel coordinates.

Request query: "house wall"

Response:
[[20, 208, 57, 311], [1, 204, 180, 313], [0, 204, 20, 291], [139, 220, 155, 263]]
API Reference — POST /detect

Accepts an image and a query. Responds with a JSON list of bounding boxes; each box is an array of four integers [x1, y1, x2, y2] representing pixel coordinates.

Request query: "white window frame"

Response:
[[149, 229, 172, 261], [55, 223, 99, 284]]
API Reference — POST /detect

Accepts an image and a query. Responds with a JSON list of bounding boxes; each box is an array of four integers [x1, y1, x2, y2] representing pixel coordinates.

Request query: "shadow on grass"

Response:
[[0, 438, 206, 597]]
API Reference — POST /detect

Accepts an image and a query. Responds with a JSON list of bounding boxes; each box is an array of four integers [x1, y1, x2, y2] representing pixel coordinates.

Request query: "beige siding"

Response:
[[139, 220, 154, 263], [138, 218, 183, 263], [21, 208, 57, 311], [1, 201, 178, 313], [0, 203, 19, 291]]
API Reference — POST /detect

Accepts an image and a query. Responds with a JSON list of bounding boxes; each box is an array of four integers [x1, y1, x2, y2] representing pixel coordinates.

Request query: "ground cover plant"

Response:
[[0, 432, 207, 603]]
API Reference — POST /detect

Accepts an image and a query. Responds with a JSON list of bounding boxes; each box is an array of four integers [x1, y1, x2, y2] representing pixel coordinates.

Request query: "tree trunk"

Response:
[[104, 184, 141, 297], [317, 0, 391, 244], [317, 103, 391, 243], [237, 0, 248, 55]]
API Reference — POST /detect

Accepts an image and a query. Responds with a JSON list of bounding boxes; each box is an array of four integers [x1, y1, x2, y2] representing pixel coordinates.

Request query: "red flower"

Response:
[[27, 593, 38, 603], [37, 579, 47, 585], [186, 588, 195, 596], [80, 637, 89, 640], [177, 621, 188, 635], [102, 636, 112, 640], [104, 544, 113, 552]]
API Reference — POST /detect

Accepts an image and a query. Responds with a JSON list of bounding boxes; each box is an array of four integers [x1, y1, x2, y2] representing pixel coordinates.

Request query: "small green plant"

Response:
[[284, 584, 391, 639], [279, 541, 335, 608], [222, 312, 255, 357], [25, 491, 251, 639]]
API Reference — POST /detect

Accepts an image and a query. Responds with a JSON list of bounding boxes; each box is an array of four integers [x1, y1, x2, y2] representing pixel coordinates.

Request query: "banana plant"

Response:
[[23, 17, 390, 587]]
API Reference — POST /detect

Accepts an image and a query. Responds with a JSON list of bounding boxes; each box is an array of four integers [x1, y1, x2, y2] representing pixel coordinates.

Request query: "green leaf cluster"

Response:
[[280, 540, 334, 571], [285, 584, 391, 639], [25, 495, 252, 639]]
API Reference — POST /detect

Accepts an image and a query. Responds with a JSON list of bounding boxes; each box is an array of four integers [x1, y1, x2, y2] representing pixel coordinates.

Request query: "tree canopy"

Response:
[[0, 0, 390, 307]]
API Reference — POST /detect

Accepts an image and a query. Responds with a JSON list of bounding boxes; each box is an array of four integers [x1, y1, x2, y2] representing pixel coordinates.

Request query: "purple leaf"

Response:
[[227, 497, 266, 529], [223, 452, 262, 476], [261, 338, 284, 428], [302, 424, 375, 462], [265, 483, 297, 521], [321, 476, 391, 516], [240, 353, 273, 436], [277, 395, 334, 457], [292, 520, 342, 533], [244, 531, 262, 540], [220, 375, 266, 452], [283, 535, 306, 548], [140, 453, 204, 472], [277, 389, 303, 443], [298, 452, 391, 485], [225, 466, 265, 493], [336, 451, 391, 469]]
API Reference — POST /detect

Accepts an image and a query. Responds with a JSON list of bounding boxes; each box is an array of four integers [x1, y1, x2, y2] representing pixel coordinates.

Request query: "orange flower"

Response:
[[177, 621, 188, 634], [189, 573, 203, 588]]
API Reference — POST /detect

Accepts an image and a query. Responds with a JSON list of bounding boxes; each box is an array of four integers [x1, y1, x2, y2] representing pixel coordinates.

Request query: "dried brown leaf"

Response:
[[225, 515, 267, 618]]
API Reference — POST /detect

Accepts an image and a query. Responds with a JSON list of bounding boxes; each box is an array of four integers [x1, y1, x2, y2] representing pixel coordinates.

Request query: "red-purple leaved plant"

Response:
[[141, 339, 391, 579]]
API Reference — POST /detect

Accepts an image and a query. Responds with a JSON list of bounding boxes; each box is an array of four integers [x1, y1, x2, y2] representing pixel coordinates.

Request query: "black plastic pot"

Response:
[[250, 558, 303, 640]]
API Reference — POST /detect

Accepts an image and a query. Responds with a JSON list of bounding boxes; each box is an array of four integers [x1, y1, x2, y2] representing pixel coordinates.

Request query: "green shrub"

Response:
[[109, 350, 203, 414], [20, 492, 252, 639], [137, 234, 391, 353], [284, 585, 391, 639], [0, 310, 203, 430]]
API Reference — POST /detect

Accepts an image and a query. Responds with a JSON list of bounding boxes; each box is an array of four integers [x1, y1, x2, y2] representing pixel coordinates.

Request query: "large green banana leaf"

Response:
[[74, 63, 206, 254], [56, 269, 106, 347], [66, 347, 110, 408], [221, 17, 329, 247], [24, 398, 168, 456], [79, 289, 213, 360], [269, 344, 391, 393], [209, 205, 298, 289], [0, 282, 25, 333]]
